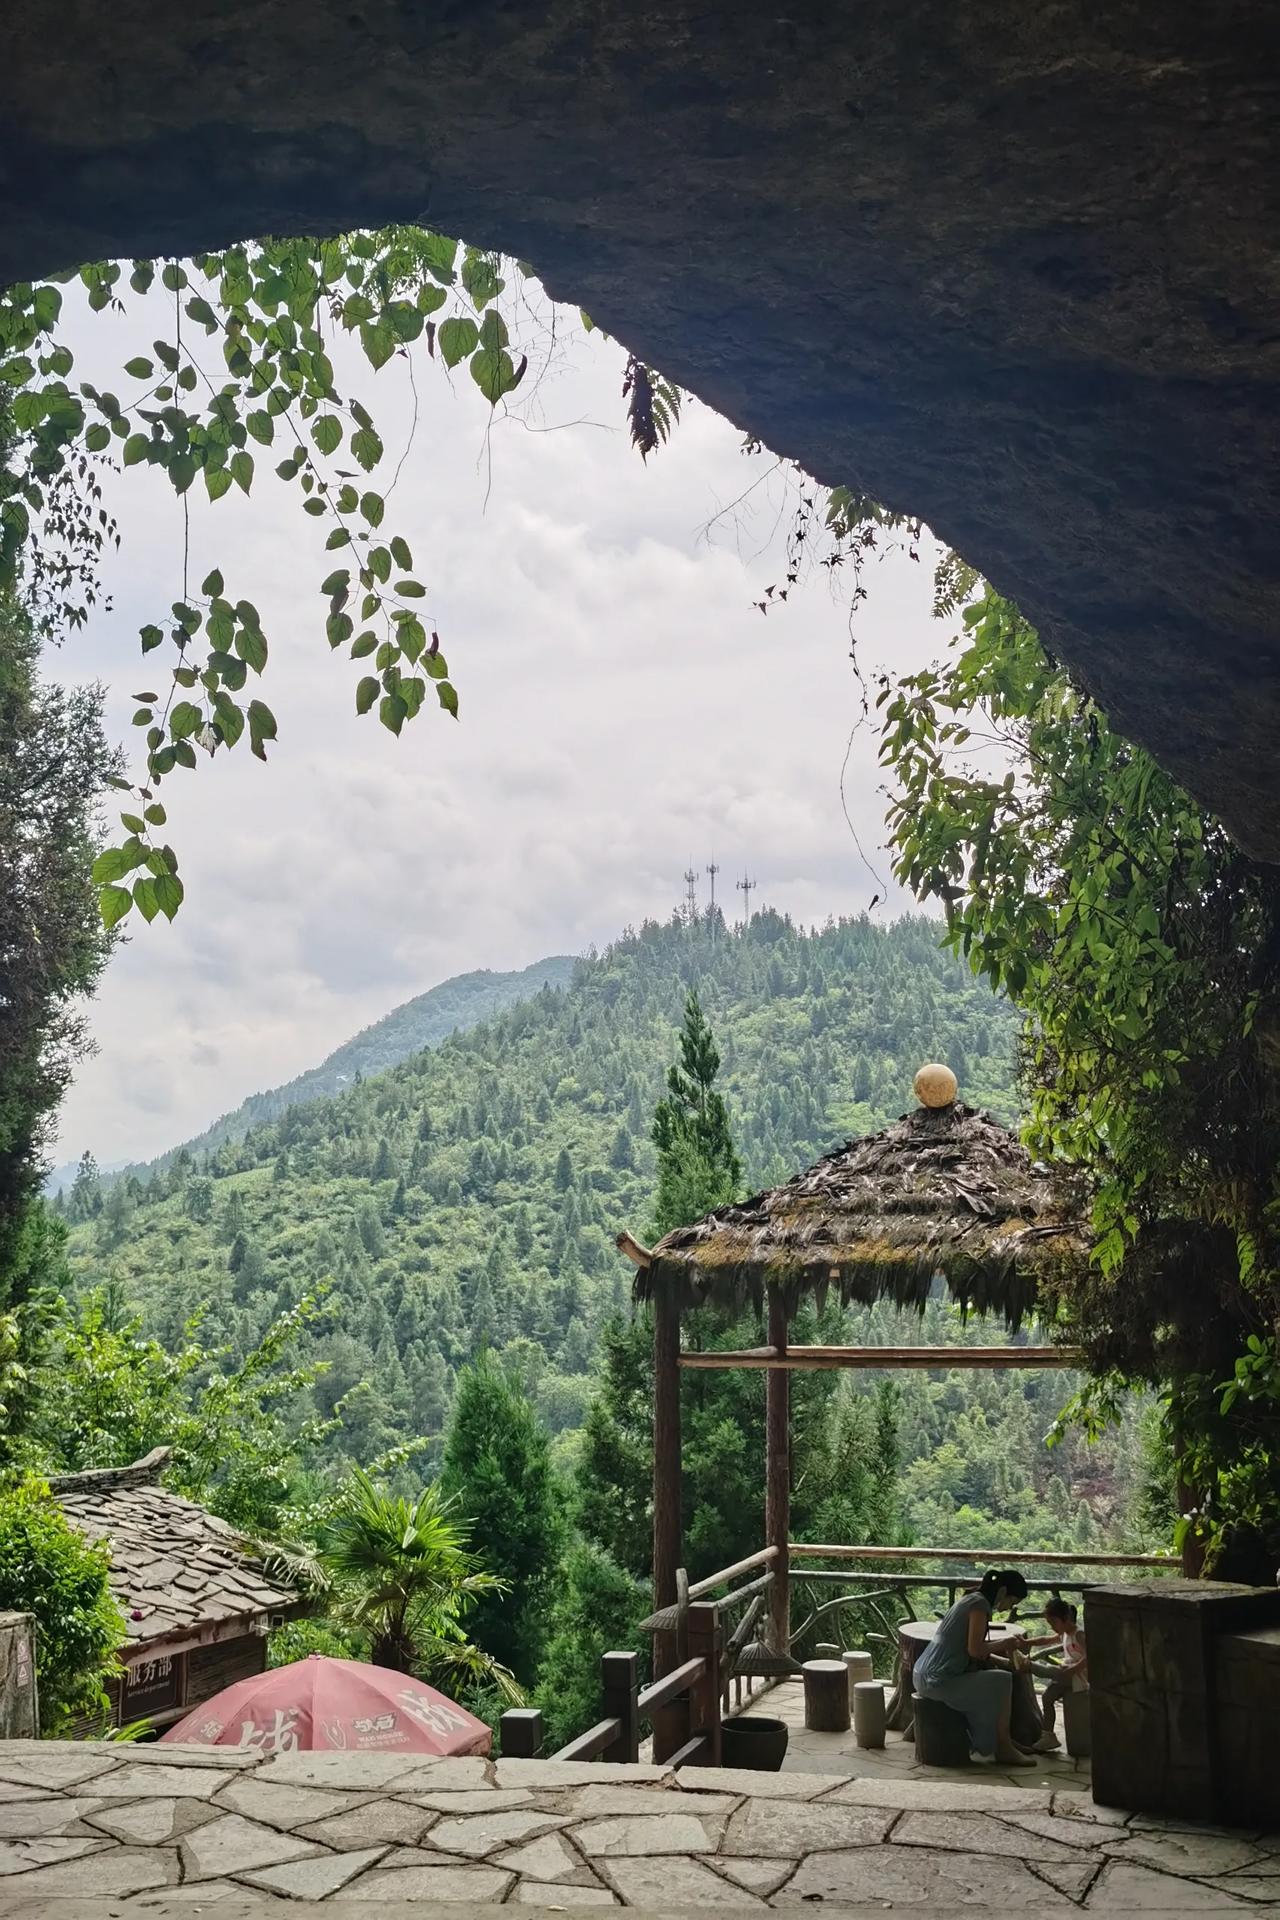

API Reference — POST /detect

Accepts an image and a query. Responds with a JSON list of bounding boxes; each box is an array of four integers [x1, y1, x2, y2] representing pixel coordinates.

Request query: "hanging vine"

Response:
[[0, 230, 533, 929]]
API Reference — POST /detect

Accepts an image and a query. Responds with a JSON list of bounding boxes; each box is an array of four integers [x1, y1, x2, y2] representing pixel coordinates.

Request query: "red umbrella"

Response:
[[161, 1653, 492, 1757]]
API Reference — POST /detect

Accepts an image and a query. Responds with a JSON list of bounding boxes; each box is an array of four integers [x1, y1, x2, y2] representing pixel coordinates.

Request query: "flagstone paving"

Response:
[[765, 1673, 1093, 1796], [0, 1739, 1275, 1912]]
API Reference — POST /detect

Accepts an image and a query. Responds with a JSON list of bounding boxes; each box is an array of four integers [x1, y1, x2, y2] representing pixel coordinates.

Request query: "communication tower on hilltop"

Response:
[[706, 859, 720, 932], [737, 873, 756, 926], [684, 866, 699, 924]]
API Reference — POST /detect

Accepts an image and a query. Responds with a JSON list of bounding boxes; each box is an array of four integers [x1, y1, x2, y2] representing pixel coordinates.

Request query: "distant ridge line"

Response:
[[80, 953, 577, 1187]]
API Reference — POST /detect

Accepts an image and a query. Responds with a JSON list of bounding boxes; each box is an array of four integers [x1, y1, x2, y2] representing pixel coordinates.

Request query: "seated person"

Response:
[[911, 1569, 1037, 1767], [1022, 1596, 1087, 1747]]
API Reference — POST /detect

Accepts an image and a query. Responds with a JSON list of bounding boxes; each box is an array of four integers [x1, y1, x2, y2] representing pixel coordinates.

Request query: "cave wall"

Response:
[[5, 1, 1279, 851]]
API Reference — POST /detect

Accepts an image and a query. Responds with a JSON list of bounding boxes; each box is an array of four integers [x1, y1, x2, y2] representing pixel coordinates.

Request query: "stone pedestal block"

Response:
[[1213, 1622, 1280, 1827], [1062, 1688, 1090, 1760], [1086, 1579, 1279, 1823], [802, 1659, 850, 1732], [912, 1695, 969, 1768], [852, 1679, 886, 1749], [0, 1612, 37, 1738]]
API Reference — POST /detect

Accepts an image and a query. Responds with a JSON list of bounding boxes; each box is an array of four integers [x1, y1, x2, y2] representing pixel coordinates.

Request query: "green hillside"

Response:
[[62, 909, 1146, 1552], [110, 953, 578, 1179]]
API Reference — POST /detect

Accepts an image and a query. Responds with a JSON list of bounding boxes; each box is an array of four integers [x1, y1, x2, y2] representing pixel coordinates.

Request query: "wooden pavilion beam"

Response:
[[651, 1281, 682, 1679], [680, 1345, 1084, 1371], [764, 1286, 790, 1656]]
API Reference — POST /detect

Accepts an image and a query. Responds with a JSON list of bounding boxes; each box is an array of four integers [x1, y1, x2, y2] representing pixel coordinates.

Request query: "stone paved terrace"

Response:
[[764, 1675, 1091, 1794], [0, 1741, 1277, 1915]]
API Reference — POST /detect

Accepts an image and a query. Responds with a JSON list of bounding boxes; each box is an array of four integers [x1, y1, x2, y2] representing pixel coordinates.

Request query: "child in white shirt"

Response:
[[1026, 1597, 1087, 1747]]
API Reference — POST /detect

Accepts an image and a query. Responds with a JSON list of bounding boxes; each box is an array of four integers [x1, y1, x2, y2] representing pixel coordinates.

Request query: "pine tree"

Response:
[[441, 1354, 563, 1683], [536, 1541, 648, 1749], [650, 992, 742, 1238], [554, 1146, 573, 1192], [68, 1151, 101, 1222], [219, 1188, 247, 1244]]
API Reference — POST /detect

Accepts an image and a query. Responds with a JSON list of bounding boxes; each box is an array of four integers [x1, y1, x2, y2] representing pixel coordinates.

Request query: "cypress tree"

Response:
[[650, 992, 741, 1238], [441, 1354, 562, 1682]]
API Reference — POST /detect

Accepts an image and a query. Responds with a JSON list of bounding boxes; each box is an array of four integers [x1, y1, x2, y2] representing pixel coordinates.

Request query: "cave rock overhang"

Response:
[[4, 0, 1279, 855]]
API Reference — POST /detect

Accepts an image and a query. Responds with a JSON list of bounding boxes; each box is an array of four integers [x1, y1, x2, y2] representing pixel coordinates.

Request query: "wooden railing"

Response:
[[789, 1543, 1173, 1568], [784, 1545, 1175, 1656], [498, 1540, 1176, 1767], [500, 1604, 726, 1766]]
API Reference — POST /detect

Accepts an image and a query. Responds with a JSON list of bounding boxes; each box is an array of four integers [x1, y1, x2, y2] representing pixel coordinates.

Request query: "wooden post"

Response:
[[601, 1650, 640, 1763], [765, 1284, 790, 1656], [686, 1601, 723, 1765], [500, 1707, 544, 1757], [652, 1282, 682, 1677], [1177, 1470, 1207, 1578]]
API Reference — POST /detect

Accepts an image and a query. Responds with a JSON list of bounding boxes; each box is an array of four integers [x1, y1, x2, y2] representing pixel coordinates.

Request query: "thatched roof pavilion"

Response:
[[631, 1098, 1088, 1331], [619, 1074, 1094, 1672]]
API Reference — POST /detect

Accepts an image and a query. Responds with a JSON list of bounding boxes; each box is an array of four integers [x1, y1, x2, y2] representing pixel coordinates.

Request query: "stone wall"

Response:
[[3, 4, 1280, 853]]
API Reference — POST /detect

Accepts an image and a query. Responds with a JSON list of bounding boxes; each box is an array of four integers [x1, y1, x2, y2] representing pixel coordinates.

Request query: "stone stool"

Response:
[[1062, 1688, 1091, 1759], [803, 1658, 851, 1732], [853, 1678, 887, 1749], [843, 1648, 874, 1687], [912, 1694, 970, 1767]]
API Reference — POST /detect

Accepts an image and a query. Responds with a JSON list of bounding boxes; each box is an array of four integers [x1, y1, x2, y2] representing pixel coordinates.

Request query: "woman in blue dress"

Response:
[[911, 1569, 1036, 1766]]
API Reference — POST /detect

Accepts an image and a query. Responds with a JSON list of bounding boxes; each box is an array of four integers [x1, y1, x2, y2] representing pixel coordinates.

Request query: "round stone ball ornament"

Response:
[[913, 1062, 958, 1109]]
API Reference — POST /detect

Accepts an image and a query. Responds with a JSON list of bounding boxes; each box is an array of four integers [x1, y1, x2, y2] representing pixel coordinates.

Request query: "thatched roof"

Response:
[[631, 1101, 1089, 1330]]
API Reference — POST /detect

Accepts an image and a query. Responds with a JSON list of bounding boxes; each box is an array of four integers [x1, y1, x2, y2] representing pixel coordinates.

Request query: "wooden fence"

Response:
[[501, 1601, 725, 1766], [498, 1542, 1176, 1765]]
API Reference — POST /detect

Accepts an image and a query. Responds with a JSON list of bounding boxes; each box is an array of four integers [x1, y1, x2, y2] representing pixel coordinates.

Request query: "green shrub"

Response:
[[536, 1541, 647, 1750], [0, 1478, 123, 1730], [267, 1616, 360, 1667]]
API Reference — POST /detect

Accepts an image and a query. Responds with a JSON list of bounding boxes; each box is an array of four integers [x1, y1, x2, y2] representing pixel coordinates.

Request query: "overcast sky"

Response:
[[49, 276, 954, 1166]]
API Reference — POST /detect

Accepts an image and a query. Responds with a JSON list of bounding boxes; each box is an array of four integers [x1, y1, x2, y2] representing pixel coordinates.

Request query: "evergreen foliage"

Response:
[[57, 912, 1147, 1558], [0, 598, 116, 1438], [536, 1540, 648, 1750], [0, 1478, 123, 1730], [650, 991, 742, 1237], [441, 1353, 563, 1684]]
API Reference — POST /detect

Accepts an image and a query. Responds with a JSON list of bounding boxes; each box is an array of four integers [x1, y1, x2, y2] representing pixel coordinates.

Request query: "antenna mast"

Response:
[[736, 872, 756, 926], [683, 866, 699, 925], [706, 859, 720, 934]]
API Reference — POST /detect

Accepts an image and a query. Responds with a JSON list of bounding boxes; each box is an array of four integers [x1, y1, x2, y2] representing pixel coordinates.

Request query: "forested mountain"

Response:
[[61, 909, 1147, 1556], [108, 953, 579, 1180]]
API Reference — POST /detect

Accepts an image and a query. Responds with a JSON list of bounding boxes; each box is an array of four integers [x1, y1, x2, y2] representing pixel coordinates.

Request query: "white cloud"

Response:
[[48, 279, 952, 1164]]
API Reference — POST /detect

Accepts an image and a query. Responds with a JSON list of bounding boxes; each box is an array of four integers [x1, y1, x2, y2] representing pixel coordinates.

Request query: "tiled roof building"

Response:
[[51, 1448, 302, 1734]]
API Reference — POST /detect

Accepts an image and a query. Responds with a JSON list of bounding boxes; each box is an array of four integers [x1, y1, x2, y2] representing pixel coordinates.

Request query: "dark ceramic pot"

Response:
[[719, 1713, 789, 1772]]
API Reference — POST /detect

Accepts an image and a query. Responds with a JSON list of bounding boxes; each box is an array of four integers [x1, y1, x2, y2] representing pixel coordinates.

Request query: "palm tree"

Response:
[[318, 1470, 520, 1699]]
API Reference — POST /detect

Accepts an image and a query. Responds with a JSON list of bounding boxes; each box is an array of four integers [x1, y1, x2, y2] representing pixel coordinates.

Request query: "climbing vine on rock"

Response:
[[874, 586, 1280, 1562], [0, 230, 532, 930]]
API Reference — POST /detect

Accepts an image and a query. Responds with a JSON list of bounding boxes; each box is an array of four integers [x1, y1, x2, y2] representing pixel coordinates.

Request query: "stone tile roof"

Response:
[[50, 1448, 299, 1649]]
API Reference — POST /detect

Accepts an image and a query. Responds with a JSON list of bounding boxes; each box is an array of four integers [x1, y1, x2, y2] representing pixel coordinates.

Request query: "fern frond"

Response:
[[622, 357, 683, 460]]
